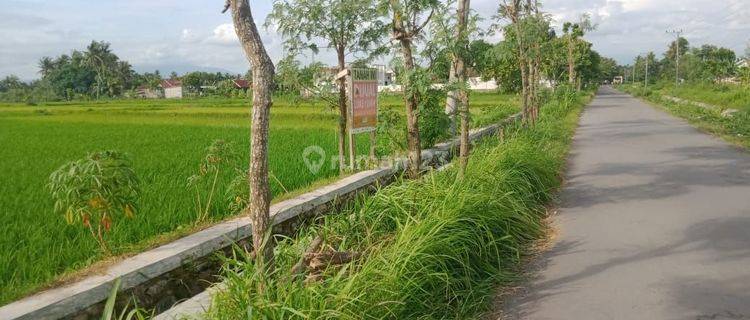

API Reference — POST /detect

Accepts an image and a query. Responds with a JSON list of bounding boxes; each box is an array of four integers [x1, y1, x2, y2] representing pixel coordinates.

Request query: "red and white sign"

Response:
[[349, 69, 378, 133]]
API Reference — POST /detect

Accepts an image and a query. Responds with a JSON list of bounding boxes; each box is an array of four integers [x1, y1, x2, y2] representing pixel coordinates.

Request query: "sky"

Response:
[[1, 0, 748, 81]]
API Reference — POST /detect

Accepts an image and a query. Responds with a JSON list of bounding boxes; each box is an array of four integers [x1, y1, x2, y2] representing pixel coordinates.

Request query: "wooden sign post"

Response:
[[347, 68, 378, 170]]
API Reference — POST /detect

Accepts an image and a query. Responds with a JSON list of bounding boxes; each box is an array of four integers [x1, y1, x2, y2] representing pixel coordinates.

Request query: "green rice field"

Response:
[[0, 92, 517, 304]]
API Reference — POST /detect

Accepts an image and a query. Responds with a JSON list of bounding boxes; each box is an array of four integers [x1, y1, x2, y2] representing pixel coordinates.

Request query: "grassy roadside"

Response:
[[204, 88, 590, 320], [618, 84, 750, 149], [659, 83, 750, 112]]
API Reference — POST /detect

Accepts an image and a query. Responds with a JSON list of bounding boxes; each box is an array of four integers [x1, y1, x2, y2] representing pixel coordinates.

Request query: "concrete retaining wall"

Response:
[[662, 95, 739, 117]]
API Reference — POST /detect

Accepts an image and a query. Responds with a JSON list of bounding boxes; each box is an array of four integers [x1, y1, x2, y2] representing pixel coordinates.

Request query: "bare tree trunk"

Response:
[[445, 62, 458, 135], [336, 48, 348, 174], [518, 50, 529, 122], [508, 0, 529, 123], [227, 0, 275, 270], [458, 73, 470, 176], [567, 36, 576, 86], [454, 0, 471, 177], [399, 38, 422, 178]]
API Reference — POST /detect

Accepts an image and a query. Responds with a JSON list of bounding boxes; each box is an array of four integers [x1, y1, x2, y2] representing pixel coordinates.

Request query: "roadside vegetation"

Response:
[[613, 31, 749, 149], [205, 87, 590, 320], [0, 92, 516, 304], [659, 83, 750, 112], [619, 83, 750, 149]]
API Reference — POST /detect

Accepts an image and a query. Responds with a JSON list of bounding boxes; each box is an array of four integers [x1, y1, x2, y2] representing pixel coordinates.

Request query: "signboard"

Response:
[[348, 68, 378, 134]]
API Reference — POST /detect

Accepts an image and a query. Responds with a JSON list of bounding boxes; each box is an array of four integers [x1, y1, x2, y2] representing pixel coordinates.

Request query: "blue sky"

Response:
[[1, 0, 748, 80]]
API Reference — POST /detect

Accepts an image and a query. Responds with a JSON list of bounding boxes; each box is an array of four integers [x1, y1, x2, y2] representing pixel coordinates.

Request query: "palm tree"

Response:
[[38, 57, 55, 78], [84, 41, 114, 98], [114, 61, 134, 95]]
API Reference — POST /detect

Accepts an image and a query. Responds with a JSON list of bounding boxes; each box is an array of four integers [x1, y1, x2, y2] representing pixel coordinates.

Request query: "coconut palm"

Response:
[[38, 57, 55, 78], [84, 41, 114, 98]]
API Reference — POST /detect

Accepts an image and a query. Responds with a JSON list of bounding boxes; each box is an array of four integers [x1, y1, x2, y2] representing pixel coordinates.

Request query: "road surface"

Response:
[[500, 87, 750, 320]]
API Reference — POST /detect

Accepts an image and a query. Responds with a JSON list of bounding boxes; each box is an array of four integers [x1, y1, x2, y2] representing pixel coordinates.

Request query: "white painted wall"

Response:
[[164, 87, 183, 99]]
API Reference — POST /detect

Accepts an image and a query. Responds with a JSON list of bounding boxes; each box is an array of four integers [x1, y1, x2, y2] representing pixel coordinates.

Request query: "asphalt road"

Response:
[[500, 87, 750, 320]]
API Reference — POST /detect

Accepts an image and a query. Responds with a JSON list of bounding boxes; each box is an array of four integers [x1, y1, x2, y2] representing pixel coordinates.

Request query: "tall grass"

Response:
[[619, 83, 750, 149], [205, 88, 587, 319], [661, 83, 750, 112]]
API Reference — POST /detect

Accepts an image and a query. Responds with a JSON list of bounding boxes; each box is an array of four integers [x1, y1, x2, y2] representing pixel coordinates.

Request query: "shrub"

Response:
[[48, 151, 140, 252], [417, 89, 451, 148]]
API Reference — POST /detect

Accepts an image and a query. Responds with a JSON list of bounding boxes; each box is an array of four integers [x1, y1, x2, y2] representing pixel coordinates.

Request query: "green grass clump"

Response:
[[619, 83, 750, 149], [0, 93, 517, 304], [661, 83, 750, 112], [205, 89, 587, 319]]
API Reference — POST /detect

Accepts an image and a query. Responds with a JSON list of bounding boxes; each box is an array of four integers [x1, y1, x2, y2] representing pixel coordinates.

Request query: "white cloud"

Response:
[[209, 23, 238, 44], [180, 28, 199, 43], [2, 0, 749, 79]]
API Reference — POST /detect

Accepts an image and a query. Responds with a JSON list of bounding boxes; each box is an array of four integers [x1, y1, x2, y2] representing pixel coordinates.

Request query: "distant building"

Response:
[[136, 85, 162, 99], [232, 79, 250, 91], [161, 79, 183, 99], [468, 77, 498, 91], [372, 65, 395, 86]]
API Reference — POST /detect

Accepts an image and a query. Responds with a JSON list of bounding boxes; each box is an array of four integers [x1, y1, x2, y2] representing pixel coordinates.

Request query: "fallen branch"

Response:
[[289, 234, 324, 279], [307, 251, 361, 271]]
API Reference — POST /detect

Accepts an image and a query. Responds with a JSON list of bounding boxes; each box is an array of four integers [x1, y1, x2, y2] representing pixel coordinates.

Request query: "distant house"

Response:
[[232, 79, 250, 91], [136, 85, 161, 99], [161, 79, 183, 99]]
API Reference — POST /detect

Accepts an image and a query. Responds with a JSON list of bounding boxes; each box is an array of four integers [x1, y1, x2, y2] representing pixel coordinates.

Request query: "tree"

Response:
[[467, 40, 494, 78], [694, 45, 737, 81], [267, 0, 387, 174], [422, 46, 451, 82], [274, 55, 304, 94], [540, 34, 569, 87], [38, 57, 55, 78], [442, 0, 472, 175], [484, 41, 522, 92], [83, 41, 115, 98], [224, 0, 276, 270], [662, 37, 689, 82], [497, 0, 551, 123], [597, 56, 620, 83], [0, 75, 24, 92], [385, 0, 440, 178], [562, 14, 595, 89]]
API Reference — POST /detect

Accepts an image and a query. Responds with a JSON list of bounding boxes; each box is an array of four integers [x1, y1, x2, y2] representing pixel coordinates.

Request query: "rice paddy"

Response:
[[0, 92, 517, 304]]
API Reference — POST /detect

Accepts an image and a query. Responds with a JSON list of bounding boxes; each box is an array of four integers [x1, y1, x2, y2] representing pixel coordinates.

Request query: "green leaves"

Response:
[[267, 0, 387, 60], [48, 150, 140, 252]]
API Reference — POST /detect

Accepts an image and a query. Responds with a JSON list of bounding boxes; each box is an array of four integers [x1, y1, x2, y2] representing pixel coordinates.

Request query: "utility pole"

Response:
[[667, 29, 683, 85], [645, 55, 649, 88]]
